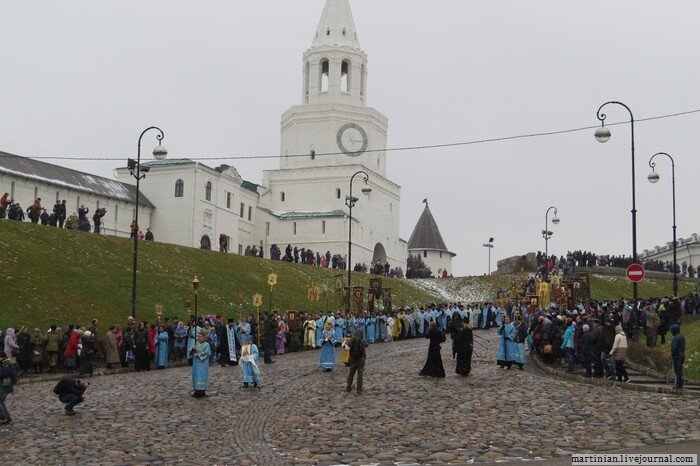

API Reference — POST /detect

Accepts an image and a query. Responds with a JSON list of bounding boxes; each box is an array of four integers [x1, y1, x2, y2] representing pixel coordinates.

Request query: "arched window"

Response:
[[34, 187, 38, 200], [55, 191, 60, 202], [175, 179, 184, 197], [304, 62, 310, 98], [336, 188, 341, 199], [341, 60, 350, 92], [10, 181, 15, 199], [320, 59, 329, 92], [360, 64, 366, 97], [205, 181, 212, 201], [310, 150, 316, 160], [326, 28, 331, 36], [281, 192, 286, 202]]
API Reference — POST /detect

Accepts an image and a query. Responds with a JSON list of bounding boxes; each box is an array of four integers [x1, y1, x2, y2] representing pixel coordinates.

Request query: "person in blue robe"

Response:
[[414, 310, 424, 337], [191, 330, 212, 398], [377, 314, 387, 341], [318, 322, 336, 371], [481, 306, 490, 329], [315, 315, 325, 348], [356, 316, 366, 339], [334, 315, 345, 345], [348, 316, 356, 337], [155, 326, 169, 369], [438, 310, 447, 332], [366, 315, 376, 343], [240, 339, 261, 387], [497, 316, 516, 369]]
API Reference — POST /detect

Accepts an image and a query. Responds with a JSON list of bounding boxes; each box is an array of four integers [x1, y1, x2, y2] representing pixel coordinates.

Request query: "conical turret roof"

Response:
[[408, 202, 454, 256], [312, 0, 361, 49]]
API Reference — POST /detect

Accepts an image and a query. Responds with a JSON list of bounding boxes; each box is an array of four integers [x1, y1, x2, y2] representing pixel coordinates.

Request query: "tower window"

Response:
[[322, 220, 326, 234], [240, 203, 244, 218], [424, 250, 427, 258], [56, 191, 60, 202], [360, 64, 366, 96], [281, 192, 286, 202], [341, 60, 350, 92], [326, 28, 331, 36], [248, 206, 252, 221], [304, 62, 310, 98], [336, 188, 341, 199], [205, 181, 212, 201], [34, 186, 38, 200], [342, 28, 347, 36], [310, 150, 315, 160], [293, 222, 297, 235], [10, 182, 14, 199], [226, 192, 232, 209], [175, 179, 184, 197], [320, 59, 329, 92]]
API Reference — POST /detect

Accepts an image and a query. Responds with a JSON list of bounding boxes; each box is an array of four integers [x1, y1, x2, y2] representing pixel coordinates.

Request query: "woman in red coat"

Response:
[[63, 329, 80, 371], [148, 325, 157, 360]]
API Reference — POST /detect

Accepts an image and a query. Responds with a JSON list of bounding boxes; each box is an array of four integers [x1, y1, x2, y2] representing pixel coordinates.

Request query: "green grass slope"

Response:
[[589, 274, 696, 301], [0, 221, 440, 330]]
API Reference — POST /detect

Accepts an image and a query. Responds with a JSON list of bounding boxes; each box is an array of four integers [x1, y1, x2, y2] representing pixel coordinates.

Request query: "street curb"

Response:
[[626, 360, 700, 385], [530, 355, 698, 397], [15, 360, 191, 386]]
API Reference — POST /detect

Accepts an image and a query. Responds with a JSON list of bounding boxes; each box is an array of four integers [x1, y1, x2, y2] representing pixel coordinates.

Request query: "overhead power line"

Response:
[[3, 108, 699, 162]]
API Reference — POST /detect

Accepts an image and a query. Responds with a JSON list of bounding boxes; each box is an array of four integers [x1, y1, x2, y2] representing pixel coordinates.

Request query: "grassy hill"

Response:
[[0, 221, 693, 331], [589, 274, 696, 301], [0, 221, 440, 330]]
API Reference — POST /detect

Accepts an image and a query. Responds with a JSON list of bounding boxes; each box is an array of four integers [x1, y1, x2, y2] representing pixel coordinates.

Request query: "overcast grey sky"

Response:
[[1, 1, 698, 276]]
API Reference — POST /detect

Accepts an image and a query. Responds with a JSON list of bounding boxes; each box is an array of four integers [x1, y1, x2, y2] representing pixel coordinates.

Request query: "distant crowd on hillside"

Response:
[[537, 250, 698, 279], [0, 193, 156, 240]]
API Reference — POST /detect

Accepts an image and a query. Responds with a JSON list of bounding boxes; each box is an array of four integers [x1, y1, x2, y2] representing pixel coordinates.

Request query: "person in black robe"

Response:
[[455, 321, 473, 376], [419, 323, 446, 378], [217, 319, 238, 367]]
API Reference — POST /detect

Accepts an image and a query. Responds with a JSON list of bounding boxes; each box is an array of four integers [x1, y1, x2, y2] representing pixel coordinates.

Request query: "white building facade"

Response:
[[0, 151, 153, 237], [257, 0, 406, 270], [640, 233, 700, 270]]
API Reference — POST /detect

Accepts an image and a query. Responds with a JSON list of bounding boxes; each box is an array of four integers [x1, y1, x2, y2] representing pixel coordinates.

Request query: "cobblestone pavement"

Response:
[[1, 329, 699, 465]]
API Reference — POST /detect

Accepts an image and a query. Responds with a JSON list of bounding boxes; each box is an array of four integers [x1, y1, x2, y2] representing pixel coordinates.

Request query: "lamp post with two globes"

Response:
[[345, 170, 372, 314], [648, 152, 678, 296], [595, 102, 640, 340], [129, 126, 167, 318], [542, 206, 560, 259]]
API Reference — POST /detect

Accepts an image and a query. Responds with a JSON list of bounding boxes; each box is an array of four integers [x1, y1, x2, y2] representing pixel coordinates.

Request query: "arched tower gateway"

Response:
[[259, 0, 406, 272], [407, 201, 456, 277]]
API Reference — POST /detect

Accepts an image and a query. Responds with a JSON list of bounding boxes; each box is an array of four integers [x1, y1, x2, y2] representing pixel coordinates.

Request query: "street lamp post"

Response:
[[192, 276, 200, 326], [648, 152, 678, 296], [482, 238, 494, 275], [129, 127, 167, 318], [595, 102, 640, 341], [542, 206, 560, 258], [345, 171, 371, 314]]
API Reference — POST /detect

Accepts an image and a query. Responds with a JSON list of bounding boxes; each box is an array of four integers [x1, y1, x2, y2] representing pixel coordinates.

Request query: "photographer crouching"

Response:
[[93, 208, 106, 234]]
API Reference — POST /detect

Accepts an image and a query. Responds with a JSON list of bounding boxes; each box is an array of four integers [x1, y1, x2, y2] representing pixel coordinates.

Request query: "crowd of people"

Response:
[[0, 193, 156, 240], [236, 240, 406, 277], [537, 250, 698, 278], [0, 287, 693, 421]]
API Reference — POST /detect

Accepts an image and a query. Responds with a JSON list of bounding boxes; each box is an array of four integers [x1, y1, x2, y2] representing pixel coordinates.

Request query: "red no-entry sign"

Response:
[[626, 263, 646, 283]]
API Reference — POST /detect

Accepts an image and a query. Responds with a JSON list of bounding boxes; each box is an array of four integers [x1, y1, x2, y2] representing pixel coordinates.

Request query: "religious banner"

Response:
[[382, 288, 392, 311], [370, 278, 382, 298], [367, 290, 375, 312], [353, 286, 364, 312], [536, 282, 551, 309], [288, 311, 297, 332], [155, 304, 164, 316]]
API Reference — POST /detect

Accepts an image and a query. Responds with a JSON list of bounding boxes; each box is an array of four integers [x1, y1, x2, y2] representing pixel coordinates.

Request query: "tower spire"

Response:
[[312, 0, 361, 49]]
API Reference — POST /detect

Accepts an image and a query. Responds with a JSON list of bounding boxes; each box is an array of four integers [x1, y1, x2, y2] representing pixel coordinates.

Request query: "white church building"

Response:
[[1, 0, 458, 274], [114, 0, 409, 269]]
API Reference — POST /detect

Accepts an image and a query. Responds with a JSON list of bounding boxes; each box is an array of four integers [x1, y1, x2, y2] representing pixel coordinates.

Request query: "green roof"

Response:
[[140, 158, 194, 167], [264, 209, 346, 220], [241, 180, 259, 193]]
